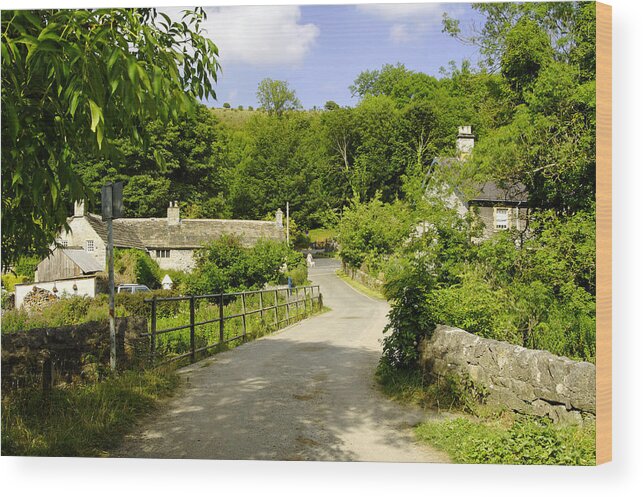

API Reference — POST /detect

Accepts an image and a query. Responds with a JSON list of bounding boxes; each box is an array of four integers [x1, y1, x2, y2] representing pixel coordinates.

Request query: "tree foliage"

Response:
[[1, 8, 220, 266], [256, 78, 302, 116]]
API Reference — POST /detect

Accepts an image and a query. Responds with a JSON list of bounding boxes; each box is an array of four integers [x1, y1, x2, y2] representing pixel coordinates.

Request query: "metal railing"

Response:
[[144, 285, 323, 366]]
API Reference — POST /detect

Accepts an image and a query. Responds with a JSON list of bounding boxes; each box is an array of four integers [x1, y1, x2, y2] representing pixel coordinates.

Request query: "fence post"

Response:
[[303, 287, 308, 315], [241, 292, 247, 340], [190, 296, 196, 363], [285, 288, 290, 324], [274, 289, 279, 328], [259, 291, 264, 323], [295, 287, 300, 318], [318, 287, 323, 310], [219, 293, 225, 343], [150, 296, 157, 364]]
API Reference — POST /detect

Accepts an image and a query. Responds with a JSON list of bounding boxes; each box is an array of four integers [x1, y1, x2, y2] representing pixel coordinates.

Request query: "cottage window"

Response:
[[59, 239, 68, 248], [495, 208, 509, 230], [85, 239, 95, 252], [156, 249, 170, 258]]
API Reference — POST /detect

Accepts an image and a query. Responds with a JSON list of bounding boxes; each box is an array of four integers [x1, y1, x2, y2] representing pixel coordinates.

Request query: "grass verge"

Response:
[[335, 269, 386, 301], [1, 369, 179, 457], [376, 366, 596, 465], [416, 416, 596, 465]]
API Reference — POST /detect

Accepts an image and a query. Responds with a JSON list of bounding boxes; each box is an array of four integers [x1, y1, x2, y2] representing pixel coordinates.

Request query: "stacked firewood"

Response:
[[22, 287, 58, 312]]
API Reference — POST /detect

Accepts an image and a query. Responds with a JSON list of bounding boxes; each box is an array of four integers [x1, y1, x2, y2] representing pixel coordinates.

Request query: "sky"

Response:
[[160, 3, 486, 109]]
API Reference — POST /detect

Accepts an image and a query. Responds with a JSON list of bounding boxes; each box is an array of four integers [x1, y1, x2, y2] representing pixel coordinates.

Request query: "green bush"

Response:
[[416, 417, 596, 465], [337, 195, 413, 272], [1, 273, 28, 292], [187, 235, 305, 295], [114, 249, 161, 289], [1, 296, 110, 333], [115, 289, 179, 318]]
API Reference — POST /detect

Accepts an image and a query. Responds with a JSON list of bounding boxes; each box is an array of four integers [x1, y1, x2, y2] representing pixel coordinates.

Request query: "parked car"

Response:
[[117, 284, 151, 294]]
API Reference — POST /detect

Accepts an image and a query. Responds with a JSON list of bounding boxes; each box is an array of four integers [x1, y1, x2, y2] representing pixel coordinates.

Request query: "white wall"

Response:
[[15, 277, 97, 308]]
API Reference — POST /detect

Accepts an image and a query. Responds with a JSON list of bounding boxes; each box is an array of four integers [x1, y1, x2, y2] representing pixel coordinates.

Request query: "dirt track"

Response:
[[116, 258, 449, 462]]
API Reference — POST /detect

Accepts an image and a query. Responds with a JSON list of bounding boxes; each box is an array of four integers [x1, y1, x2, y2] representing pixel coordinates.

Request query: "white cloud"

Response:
[[356, 3, 444, 22], [162, 6, 320, 67], [357, 3, 447, 44]]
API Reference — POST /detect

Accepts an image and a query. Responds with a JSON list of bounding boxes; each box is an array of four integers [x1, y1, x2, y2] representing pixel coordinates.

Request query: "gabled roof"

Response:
[[61, 249, 103, 273], [84, 213, 146, 250], [471, 181, 529, 203], [115, 218, 284, 249], [426, 157, 529, 205]]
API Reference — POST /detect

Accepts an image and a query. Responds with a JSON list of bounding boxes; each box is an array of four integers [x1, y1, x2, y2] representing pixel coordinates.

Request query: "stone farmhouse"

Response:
[[51, 201, 285, 273], [425, 126, 530, 240]]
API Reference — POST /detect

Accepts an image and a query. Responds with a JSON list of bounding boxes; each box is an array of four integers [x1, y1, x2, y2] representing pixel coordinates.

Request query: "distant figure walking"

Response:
[[306, 253, 315, 268]]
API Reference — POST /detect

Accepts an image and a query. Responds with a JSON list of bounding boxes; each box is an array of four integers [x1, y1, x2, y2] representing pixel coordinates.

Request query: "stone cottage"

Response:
[[55, 201, 285, 272], [425, 126, 530, 240]]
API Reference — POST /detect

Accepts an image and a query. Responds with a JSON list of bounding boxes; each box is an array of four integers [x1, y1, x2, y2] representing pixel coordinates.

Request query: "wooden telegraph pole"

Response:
[[101, 181, 123, 371]]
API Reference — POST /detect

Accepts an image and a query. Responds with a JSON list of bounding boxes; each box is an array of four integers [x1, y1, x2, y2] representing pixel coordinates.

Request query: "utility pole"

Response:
[[101, 182, 123, 371], [286, 201, 290, 246]]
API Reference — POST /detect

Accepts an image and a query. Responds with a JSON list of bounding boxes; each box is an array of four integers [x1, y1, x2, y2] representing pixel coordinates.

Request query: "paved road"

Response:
[[116, 258, 449, 462]]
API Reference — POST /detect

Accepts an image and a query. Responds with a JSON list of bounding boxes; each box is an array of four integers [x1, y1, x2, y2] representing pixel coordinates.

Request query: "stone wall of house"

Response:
[[61, 216, 107, 266], [473, 205, 529, 240], [152, 249, 197, 272], [1, 317, 148, 388], [419, 325, 596, 424]]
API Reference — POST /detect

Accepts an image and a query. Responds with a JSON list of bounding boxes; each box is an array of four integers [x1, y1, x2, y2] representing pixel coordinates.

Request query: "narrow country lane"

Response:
[[116, 258, 449, 462]]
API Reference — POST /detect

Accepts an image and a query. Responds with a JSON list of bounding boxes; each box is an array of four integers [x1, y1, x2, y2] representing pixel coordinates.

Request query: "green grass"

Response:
[[376, 366, 596, 465], [210, 107, 260, 129], [152, 291, 325, 363], [1, 369, 179, 457], [416, 416, 596, 466], [335, 269, 386, 300], [308, 228, 336, 243]]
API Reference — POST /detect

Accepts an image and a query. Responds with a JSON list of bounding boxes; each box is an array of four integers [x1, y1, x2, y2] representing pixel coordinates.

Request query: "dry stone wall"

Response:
[[420, 325, 596, 424], [1, 317, 148, 389]]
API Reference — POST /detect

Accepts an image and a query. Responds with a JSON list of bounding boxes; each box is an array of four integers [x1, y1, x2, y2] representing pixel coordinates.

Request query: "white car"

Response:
[[117, 284, 151, 294]]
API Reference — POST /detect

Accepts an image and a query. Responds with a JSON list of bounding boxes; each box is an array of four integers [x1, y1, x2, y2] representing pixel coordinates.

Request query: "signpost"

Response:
[[101, 182, 123, 371]]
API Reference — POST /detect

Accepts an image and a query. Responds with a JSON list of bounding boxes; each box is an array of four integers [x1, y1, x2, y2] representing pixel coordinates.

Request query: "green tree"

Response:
[[256, 78, 302, 116], [1, 8, 220, 266]]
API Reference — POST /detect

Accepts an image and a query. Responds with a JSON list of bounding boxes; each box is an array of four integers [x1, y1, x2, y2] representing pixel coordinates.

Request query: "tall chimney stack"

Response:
[[74, 200, 86, 217], [167, 201, 180, 225], [456, 125, 475, 158]]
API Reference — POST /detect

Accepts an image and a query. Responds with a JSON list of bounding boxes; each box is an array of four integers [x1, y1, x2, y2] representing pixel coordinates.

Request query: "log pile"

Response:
[[22, 287, 58, 313]]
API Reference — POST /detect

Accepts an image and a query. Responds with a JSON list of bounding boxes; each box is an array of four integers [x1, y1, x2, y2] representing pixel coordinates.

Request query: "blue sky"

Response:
[[164, 3, 485, 109]]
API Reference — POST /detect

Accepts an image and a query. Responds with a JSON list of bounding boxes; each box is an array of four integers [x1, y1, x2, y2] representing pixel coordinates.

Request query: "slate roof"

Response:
[[84, 213, 146, 250], [471, 181, 529, 203], [114, 218, 284, 249], [61, 249, 104, 273], [427, 157, 529, 205]]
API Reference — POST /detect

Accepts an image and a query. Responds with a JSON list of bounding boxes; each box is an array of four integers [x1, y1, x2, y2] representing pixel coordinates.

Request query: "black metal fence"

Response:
[[144, 285, 323, 366]]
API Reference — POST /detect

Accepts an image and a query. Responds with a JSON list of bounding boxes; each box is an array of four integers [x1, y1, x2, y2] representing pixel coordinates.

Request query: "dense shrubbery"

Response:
[[336, 195, 413, 275], [186, 235, 306, 296], [377, 201, 596, 370], [114, 249, 162, 289], [416, 416, 596, 466]]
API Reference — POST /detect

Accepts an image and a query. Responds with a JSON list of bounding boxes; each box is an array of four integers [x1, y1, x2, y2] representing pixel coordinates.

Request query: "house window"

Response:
[[156, 249, 170, 258], [85, 239, 95, 252], [495, 208, 509, 230], [58, 239, 68, 248]]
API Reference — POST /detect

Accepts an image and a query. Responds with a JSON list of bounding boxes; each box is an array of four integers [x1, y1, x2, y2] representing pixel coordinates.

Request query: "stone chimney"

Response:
[[275, 208, 284, 228], [456, 125, 475, 158], [74, 200, 86, 217], [167, 201, 180, 225]]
